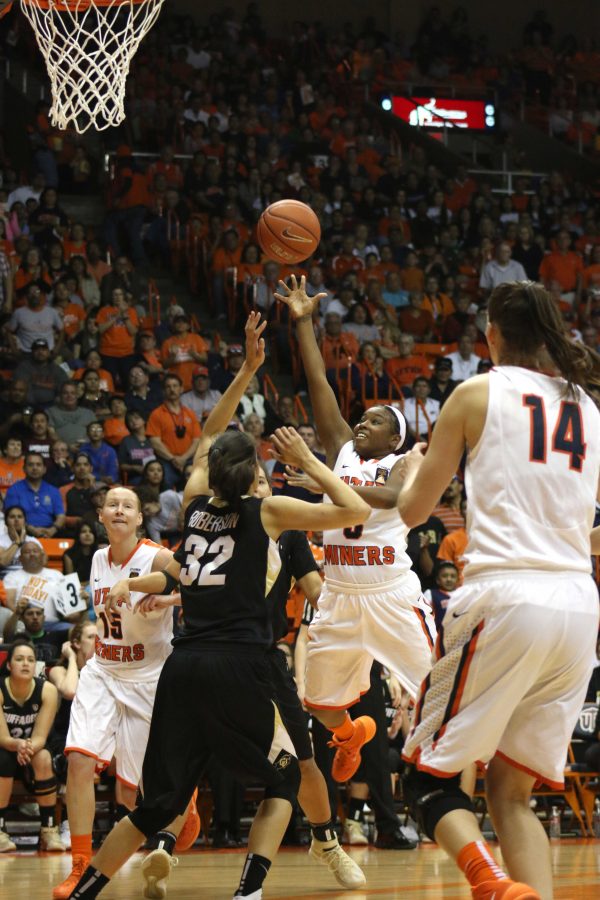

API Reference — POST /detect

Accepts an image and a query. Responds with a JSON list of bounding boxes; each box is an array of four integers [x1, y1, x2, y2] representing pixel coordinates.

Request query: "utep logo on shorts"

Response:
[[129, 568, 140, 578], [375, 466, 390, 484], [577, 705, 598, 737], [274, 751, 293, 772]]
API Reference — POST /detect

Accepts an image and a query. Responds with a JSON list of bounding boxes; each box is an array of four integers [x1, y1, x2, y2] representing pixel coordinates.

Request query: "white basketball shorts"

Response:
[[65, 657, 158, 789], [403, 571, 599, 788], [304, 570, 436, 710]]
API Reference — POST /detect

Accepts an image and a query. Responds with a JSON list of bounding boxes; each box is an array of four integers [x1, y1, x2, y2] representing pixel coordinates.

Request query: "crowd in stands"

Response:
[[0, 3, 598, 852]]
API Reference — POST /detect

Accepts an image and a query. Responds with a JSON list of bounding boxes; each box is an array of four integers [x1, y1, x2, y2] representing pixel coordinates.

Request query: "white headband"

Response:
[[385, 405, 407, 448]]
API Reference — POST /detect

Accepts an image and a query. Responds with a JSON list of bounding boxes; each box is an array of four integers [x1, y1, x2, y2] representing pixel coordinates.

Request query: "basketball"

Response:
[[257, 200, 321, 265]]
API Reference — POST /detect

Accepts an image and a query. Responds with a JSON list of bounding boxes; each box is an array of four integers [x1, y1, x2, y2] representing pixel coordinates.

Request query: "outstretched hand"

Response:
[[273, 274, 327, 321], [244, 310, 267, 372], [270, 427, 312, 468]]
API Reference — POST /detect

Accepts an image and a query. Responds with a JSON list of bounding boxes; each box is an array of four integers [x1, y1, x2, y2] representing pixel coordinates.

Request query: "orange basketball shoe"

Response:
[[329, 716, 376, 782], [174, 789, 201, 852], [52, 855, 89, 899], [472, 880, 542, 899]]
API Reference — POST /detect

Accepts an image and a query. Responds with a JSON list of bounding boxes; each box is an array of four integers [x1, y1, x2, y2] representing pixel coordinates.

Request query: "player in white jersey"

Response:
[[397, 281, 600, 900], [275, 275, 435, 785], [54, 487, 192, 900]]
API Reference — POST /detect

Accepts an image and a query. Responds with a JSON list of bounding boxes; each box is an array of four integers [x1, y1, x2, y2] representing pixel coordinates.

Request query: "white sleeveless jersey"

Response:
[[323, 441, 413, 587], [464, 366, 600, 578], [91, 539, 173, 681]]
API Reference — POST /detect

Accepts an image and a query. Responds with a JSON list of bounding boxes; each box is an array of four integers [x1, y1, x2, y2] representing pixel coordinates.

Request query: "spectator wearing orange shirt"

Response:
[[96, 287, 139, 388], [539, 229, 584, 300], [0, 437, 25, 495], [331, 234, 365, 282], [103, 147, 150, 265], [400, 250, 425, 292], [160, 313, 209, 390], [582, 245, 600, 294], [320, 312, 360, 372], [146, 374, 201, 488], [432, 476, 465, 533], [398, 291, 435, 340], [72, 349, 115, 394], [52, 280, 86, 342], [62, 222, 88, 262], [422, 275, 455, 323], [146, 145, 184, 191], [437, 498, 468, 584], [85, 241, 112, 286], [102, 396, 130, 448], [385, 334, 430, 390], [211, 228, 243, 319]]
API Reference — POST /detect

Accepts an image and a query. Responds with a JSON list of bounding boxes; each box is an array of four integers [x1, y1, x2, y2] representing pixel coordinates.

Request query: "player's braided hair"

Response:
[[488, 281, 600, 397], [208, 430, 258, 510]]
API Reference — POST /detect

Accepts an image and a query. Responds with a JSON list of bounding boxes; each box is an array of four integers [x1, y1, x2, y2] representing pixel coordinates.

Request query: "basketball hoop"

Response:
[[20, 0, 166, 133]]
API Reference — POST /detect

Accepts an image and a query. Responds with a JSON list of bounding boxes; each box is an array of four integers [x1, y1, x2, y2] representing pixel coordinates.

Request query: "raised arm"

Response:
[[261, 428, 369, 538], [182, 312, 267, 510], [274, 274, 353, 464], [397, 377, 488, 527]]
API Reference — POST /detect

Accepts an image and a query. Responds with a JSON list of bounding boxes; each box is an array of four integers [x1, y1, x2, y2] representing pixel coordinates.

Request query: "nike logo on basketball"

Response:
[[281, 227, 312, 243]]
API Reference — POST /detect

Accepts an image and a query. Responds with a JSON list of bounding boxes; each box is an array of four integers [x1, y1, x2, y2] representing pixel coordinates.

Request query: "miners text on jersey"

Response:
[[323, 441, 412, 586]]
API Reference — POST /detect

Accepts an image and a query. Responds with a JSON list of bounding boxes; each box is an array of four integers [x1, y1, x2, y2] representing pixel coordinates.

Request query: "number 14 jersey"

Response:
[[324, 441, 413, 587], [464, 366, 600, 578]]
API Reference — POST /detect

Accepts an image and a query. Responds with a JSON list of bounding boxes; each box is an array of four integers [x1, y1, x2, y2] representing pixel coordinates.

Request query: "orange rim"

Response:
[[21, 0, 152, 9]]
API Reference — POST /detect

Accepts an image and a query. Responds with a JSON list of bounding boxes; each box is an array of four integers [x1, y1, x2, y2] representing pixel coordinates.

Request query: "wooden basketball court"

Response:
[[2, 841, 599, 899]]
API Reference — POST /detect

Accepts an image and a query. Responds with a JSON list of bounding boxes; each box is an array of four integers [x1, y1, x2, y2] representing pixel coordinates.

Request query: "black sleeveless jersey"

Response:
[[0, 675, 44, 740], [174, 495, 281, 649], [268, 530, 319, 643]]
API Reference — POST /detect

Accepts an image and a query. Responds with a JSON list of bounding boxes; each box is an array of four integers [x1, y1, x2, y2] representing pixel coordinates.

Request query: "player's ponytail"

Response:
[[208, 430, 258, 510], [488, 281, 600, 396]]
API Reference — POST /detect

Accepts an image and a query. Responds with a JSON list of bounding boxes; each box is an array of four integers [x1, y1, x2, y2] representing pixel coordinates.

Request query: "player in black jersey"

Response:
[[0, 639, 64, 852], [66, 312, 369, 900], [253, 465, 366, 889]]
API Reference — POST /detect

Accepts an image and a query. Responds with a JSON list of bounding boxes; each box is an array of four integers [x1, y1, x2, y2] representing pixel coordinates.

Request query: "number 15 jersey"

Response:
[[92, 539, 173, 682], [464, 366, 600, 578]]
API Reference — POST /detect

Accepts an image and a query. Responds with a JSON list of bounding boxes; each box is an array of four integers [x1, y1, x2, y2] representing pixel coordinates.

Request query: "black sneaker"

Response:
[[374, 828, 417, 850]]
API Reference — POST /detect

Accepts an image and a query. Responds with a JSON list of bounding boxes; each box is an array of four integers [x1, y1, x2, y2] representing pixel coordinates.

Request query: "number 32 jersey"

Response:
[[174, 495, 281, 648], [91, 539, 173, 681], [464, 366, 600, 578], [324, 441, 413, 587]]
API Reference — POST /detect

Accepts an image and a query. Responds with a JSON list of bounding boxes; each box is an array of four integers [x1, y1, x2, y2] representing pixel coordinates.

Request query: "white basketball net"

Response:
[[20, 0, 166, 133]]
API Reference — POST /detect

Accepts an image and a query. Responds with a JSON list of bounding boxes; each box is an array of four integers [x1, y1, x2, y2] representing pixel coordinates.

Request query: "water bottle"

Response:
[[549, 805, 561, 839], [593, 799, 600, 839]]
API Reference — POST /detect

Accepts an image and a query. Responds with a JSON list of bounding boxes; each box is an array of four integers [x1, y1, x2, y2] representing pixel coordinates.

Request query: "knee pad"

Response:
[[264, 751, 301, 805], [33, 775, 57, 798], [129, 806, 178, 839], [403, 765, 473, 841]]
